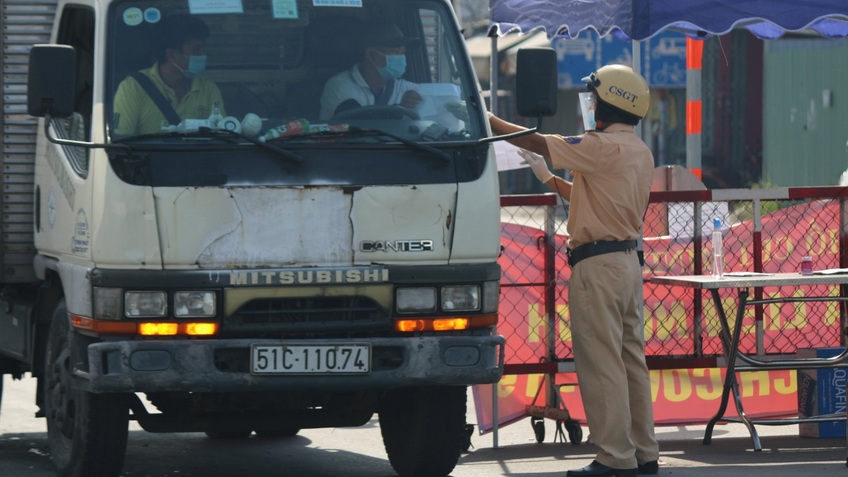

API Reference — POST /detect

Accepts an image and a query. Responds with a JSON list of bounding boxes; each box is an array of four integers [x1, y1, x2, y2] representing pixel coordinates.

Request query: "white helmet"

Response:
[[582, 64, 650, 119]]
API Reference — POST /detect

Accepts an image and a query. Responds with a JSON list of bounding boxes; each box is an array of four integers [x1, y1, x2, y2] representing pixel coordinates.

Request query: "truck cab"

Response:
[[2, 0, 513, 476]]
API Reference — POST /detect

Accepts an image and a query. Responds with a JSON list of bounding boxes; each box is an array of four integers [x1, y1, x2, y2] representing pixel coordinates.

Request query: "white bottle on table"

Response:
[[711, 218, 723, 279]]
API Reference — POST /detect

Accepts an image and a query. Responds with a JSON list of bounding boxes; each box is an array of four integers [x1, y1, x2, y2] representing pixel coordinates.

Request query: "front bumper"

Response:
[[78, 335, 505, 393]]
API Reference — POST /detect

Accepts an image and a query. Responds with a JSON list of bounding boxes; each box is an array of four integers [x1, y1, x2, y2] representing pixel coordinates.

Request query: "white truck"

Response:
[[0, 0, 557, 475]]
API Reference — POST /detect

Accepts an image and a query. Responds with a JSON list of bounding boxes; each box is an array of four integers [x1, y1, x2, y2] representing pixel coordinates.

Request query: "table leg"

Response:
[[702, 289, 762, 450]]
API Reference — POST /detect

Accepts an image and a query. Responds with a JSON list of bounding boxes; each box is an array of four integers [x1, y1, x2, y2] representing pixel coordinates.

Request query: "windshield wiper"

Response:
[[196, 127, 304, 165], [115, 128, 304, 166], [271, 126, 450, 164], [353, 127, 450, 164]]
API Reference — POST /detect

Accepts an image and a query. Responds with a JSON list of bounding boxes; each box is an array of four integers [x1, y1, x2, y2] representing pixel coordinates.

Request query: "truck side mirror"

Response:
[[515, 47, 558, 119], [27, 44, 76, 118]]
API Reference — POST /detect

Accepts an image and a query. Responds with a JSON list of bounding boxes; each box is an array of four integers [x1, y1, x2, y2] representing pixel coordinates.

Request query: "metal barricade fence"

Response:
[[498, 187, 848, 374]]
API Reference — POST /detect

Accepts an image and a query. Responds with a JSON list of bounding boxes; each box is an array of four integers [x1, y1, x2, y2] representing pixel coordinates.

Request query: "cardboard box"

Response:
[[797, 347, 847, 438]]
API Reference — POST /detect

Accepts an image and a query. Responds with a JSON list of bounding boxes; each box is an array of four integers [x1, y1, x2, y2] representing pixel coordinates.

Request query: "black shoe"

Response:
[[638, 460, 659, 475], [566, 460, 637, 477]]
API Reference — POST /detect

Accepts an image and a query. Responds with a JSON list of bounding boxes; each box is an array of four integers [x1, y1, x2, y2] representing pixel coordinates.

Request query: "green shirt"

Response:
[[112, 63, 225, 136]]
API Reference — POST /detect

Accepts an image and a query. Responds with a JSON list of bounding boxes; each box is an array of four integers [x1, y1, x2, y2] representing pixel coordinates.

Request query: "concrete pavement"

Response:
[[463, 417, 848, 476], [2, 375, 846, 476]]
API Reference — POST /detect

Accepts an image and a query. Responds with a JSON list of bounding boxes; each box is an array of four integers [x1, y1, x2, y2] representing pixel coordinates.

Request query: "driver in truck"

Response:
[[112, 14, 225, 136], [319, 23, 423, 120]]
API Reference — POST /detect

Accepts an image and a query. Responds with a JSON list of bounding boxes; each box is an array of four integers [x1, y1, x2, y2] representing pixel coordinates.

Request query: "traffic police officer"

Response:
[[489, 64, 660, 477]]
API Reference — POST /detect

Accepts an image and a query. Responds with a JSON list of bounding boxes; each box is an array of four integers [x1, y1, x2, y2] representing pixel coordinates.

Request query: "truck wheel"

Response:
[[44, 299, 129, 477], [379, 386, 465, 477]]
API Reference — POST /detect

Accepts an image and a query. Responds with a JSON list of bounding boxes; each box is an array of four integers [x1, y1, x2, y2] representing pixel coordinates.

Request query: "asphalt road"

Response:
[[2, 375, 847, 477]]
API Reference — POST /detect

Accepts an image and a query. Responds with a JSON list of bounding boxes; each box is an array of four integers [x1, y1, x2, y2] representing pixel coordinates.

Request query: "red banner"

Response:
[[473, 369, 797, 432]]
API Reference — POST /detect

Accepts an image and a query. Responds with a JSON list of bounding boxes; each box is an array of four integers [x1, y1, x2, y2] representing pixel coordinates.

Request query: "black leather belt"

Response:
[[566, 240, 638, 267]]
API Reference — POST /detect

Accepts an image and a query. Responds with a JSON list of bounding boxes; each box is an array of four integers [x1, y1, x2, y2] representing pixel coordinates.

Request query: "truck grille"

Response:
[[222, 296, 390, 336]]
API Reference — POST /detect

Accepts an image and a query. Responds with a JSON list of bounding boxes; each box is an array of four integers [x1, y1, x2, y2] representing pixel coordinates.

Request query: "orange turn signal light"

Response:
[[185, 322, 218, 336], [138, 322, 218, 336], [394, 313, 497, 332], [138, 322, 179, 336]]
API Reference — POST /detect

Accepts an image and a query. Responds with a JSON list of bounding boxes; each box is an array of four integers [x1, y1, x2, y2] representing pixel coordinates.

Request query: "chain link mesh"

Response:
[[499, 191, 847, 370]]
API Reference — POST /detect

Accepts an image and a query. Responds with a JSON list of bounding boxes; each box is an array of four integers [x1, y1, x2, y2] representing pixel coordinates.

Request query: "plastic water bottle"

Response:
[[208, 101, 223, 128], [711, 218, 724, 279]]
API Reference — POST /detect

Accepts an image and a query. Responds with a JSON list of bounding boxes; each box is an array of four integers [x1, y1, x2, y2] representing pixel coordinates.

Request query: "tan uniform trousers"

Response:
[[570, 249, 659, 469]]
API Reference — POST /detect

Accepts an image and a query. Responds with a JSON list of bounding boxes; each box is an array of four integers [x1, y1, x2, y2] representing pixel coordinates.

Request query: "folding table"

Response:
[[651, 272, 848, 451]]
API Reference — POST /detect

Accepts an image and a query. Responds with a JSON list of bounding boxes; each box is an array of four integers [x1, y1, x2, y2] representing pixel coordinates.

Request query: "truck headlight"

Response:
[[174, 291, 216, 317], [125, 291, 167, 317], [396, 287, 437, 313], [441, 285, 480, 311]]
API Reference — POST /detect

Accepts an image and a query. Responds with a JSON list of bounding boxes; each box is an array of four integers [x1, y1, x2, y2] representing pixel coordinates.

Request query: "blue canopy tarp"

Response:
[[489, 0, 848, 40]]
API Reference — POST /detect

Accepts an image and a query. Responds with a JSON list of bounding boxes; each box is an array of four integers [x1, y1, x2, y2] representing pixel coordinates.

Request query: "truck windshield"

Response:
[[106, 0, 484, 145]]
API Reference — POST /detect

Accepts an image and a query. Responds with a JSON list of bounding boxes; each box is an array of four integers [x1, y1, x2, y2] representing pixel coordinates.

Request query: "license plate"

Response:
[[251, 343, 371, 375]]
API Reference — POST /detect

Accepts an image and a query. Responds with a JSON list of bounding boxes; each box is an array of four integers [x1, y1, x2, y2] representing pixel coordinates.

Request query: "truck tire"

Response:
[[44, 299, 130, 477], [379, 386, 465, 477]]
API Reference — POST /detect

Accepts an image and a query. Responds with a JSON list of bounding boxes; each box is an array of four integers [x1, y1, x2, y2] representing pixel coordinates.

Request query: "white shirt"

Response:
[[319, 63, 418, 120]]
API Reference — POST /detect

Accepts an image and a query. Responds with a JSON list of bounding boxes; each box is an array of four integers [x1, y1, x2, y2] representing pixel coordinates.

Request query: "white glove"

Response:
[[518, 149, 554, 183]]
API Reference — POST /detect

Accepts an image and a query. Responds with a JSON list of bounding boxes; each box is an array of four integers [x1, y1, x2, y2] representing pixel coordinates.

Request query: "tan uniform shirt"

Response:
[[544, 124, 654, 249]]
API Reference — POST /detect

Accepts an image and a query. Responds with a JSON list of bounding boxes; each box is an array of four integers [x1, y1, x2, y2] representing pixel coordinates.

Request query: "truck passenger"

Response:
[[112, 14, 225, 136]]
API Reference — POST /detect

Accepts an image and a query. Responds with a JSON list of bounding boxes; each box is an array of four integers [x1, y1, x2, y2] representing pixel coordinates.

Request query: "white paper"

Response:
[[723, 272, 774, 277], [812, 268, 848, 275], [272, 0, 299, 18], [493, 142, 531, 172], [312, 0, 363, 7], [188, 0, 244, 14], [416, 83, 462, 131]]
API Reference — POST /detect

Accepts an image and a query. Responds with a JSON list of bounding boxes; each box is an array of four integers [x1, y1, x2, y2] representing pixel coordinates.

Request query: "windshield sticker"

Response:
[[189, 0, 244, 14], [272, 0, 299, 19], [47, 187, 56, 229], [144, 8, 161, 23], [122, 8, 143, 26], [313, 0, 363, 7], [71, 209, 89, 255]]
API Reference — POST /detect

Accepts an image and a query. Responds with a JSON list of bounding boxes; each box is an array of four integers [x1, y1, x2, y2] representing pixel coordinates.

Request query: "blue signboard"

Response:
[[552, 32, 599, 89], [554, 31, 687, 89]]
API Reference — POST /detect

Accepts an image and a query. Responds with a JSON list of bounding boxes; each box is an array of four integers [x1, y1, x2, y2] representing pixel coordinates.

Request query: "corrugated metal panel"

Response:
[[1, 0, 57, 282], [764, 39, 848, 187]]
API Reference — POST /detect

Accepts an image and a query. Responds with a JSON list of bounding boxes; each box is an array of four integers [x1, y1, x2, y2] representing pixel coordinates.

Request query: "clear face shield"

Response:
[[578, 92, 596, 132]]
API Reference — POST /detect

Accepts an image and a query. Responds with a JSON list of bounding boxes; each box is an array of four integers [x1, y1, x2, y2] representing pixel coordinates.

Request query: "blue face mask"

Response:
[[177, 54, 207, 78], [376, 53, 407, 80]]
